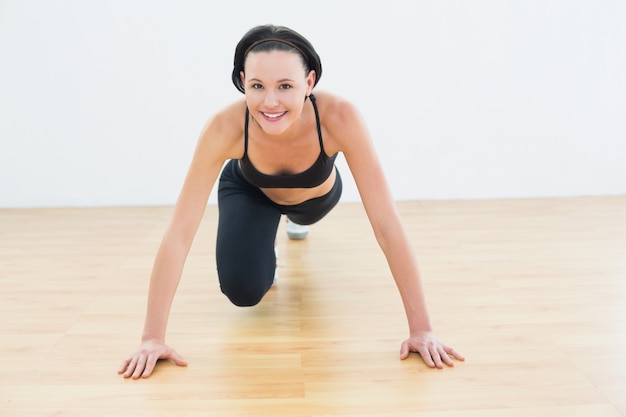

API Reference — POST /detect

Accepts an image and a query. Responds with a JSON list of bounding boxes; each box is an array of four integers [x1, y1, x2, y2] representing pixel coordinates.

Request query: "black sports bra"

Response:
[[239, 94, 337, 189]]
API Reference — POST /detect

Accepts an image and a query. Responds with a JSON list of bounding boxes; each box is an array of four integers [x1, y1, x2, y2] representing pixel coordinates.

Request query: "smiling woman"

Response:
[[242, 50, 315, 136], [118, 24, 464, 380]]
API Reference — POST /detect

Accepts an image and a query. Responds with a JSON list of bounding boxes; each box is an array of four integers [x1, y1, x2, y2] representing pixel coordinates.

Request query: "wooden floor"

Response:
[[1, 196, 625, 417]]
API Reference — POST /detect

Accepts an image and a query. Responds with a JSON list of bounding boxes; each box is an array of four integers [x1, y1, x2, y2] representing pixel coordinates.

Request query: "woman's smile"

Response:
[[261, 111, 287, 121]]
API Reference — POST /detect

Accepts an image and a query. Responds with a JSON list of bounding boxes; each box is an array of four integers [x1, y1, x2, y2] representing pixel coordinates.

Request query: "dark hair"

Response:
[[231, 24, 322, 94]]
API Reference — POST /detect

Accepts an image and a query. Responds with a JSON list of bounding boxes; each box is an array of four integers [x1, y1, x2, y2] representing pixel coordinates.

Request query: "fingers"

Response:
[[445, 346, 465, 362], [140, 354, 158, 379], [132, 354, 149, 379], [423, 344, 463, 368], [123, 355, 142, 379], [117, 358, 131, 374], [118, 353, 148, 379], [429, 345, 444, 369], [119, 347, 188, 379], [437, 346, 454, 367], [169, 350, 188, 367], [400, 337, 464, 369], [399, 341, 410, 360], [139, 350, 187, 378], [419, 346, 437, 368], [401, 339, 439, 368]]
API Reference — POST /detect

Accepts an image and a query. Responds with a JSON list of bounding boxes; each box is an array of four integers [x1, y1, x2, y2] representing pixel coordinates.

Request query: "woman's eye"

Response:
[[279, 84, 292, 89], [252, 84, 263, 89]]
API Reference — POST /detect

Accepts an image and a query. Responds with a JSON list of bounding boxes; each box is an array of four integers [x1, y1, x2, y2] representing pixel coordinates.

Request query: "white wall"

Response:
[[1, 0, 624, 208]]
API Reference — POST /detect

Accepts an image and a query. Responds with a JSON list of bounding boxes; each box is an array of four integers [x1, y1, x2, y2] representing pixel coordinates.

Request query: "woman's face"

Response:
[[241, 50, 315, 136]]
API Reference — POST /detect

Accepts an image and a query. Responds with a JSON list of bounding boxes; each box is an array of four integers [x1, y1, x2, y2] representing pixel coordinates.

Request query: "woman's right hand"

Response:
[[118, 339, 188, 379]]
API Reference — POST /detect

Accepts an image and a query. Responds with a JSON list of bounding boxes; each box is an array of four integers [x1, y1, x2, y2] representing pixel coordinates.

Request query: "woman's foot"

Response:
[[286, 219, 309, 240], [273, 244, 280, 286]]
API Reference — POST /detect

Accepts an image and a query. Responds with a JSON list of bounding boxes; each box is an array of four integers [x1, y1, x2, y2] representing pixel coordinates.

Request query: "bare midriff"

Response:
[[260, 167, 336, 206]]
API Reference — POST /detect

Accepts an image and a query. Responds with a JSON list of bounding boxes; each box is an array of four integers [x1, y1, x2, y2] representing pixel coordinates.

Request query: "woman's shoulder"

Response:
[[198, 99, 247, 142], [314, 91, 364, 126], [195, 98, 247, 159], [314, 90, 357, 112], [313, 91, 367, 139], [208, 99, 247, 134]]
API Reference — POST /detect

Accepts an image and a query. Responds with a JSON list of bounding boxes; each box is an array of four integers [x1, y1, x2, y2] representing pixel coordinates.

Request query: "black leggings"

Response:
[[216, 159, 342, 306]]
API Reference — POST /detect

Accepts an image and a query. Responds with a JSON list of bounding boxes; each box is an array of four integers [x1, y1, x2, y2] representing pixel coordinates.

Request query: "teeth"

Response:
[[263, 112, 285, 119]]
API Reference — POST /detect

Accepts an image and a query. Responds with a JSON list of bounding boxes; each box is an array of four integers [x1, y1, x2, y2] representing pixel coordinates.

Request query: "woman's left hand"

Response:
[[400, 331, 465, 368]]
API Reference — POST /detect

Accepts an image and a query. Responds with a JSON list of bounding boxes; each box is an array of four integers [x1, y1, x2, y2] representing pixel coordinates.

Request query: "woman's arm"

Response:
[[326, 97, 464, 368], [119, 109, 243, 378]]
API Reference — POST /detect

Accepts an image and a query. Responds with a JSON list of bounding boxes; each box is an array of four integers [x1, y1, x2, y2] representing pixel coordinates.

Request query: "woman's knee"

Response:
[[216, 253, 275, 306], [217, 260, 272, 307], [219, 276, 270, 307], [216, 235, 277, 307]]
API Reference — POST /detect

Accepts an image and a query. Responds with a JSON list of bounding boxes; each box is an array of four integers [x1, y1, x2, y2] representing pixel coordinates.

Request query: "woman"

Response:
[[119, 24, 464, 379]]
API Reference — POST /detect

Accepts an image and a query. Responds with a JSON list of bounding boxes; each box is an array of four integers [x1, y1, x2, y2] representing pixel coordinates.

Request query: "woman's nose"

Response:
[[264, 91, 279, 107]]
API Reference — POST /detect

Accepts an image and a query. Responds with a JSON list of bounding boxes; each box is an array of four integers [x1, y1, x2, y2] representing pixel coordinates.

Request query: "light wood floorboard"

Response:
[[1, 196, 625, 416]]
